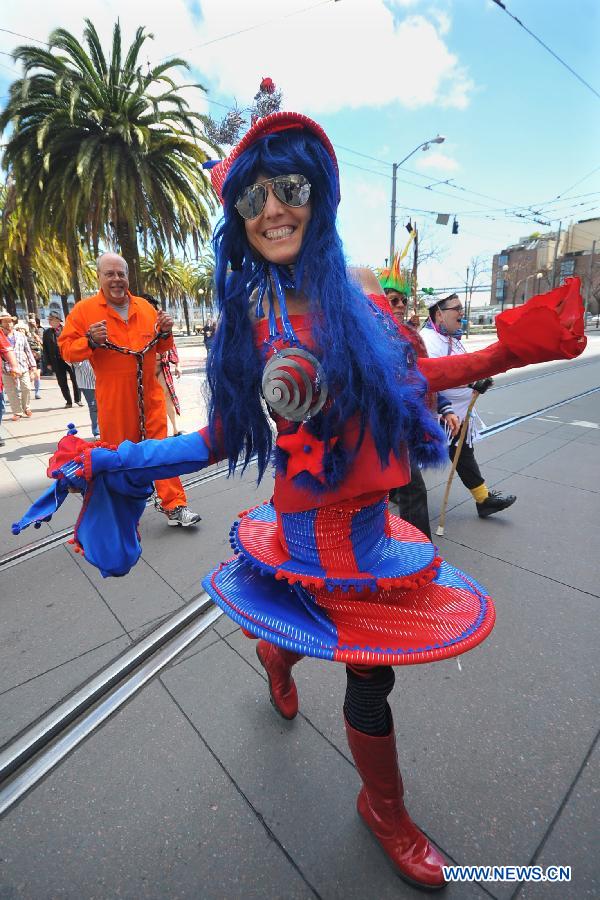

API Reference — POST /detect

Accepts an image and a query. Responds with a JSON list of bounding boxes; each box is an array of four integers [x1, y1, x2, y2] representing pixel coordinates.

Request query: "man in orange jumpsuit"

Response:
[[59, 253, 200, 527]]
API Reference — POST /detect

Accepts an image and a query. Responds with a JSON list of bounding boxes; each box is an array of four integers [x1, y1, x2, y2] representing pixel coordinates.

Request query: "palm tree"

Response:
[[0, 18, 217, 297], [195, 246, 216, 324], [0, 183, 73, 316], [140, 247, 183, 311]]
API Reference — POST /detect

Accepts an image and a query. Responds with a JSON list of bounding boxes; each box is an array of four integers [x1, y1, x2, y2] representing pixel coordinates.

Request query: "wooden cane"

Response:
[[436, 390, 478, 537]]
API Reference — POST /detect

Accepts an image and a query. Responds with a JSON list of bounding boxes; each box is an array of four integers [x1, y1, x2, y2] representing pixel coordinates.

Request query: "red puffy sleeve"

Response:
[[418, 278, 586, 392]]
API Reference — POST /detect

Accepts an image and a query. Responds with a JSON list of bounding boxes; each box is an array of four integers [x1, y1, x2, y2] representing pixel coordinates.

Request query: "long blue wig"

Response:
[[207, 128, 446, 484]]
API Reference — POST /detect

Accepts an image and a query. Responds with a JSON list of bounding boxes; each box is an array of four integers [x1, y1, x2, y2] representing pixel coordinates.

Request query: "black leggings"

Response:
[[54, 364, 81, 405], [344, 665, 395, 736], [449, 436, 484, 490]]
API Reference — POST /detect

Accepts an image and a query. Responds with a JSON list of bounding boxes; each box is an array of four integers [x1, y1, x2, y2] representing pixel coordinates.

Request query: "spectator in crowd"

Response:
[[30, 315, 51, 375], [0, 313, 36, 419], [43, 312, 83, 409], [142, 294, 184, 436], [26, 316, 44, 396], [0, 325, 21, 446], [421, 294, 517, 518], [157, 346, 182, 435], [202, 320, 216, 352], [378, 263, 460, 537], [59, 252, 200, 527], [73, 359, 100, 439]]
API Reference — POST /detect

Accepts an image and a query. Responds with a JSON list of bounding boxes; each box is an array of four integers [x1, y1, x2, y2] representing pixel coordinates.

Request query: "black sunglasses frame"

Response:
[[388, 295, 409, 307]]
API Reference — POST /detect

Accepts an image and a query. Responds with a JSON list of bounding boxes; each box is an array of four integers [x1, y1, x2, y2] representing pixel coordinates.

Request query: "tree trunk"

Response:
[[60, 294, 70, 319], [18, 238, 38, 316], [4, 291, 17, 318], [158, 287, 167, 313], [66, 230, 83, 302], [182, 296, 191, 336], [115, 213, 142, 296]]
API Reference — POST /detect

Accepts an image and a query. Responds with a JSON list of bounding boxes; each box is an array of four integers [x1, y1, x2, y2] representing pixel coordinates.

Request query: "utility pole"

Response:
[[388, 135, 445, 262], [411, 224, 419, 315], [584, 240, 596, 317], [464, 266, 470, 338], [551, 221, 562, 288], [389, 163, 398, 264]]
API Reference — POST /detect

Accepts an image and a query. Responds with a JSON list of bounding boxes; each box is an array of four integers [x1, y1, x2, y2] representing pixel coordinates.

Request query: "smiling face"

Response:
[[98, 253, 129, 305], [243, 172, 312, 266], [435, 295, 464, 335]]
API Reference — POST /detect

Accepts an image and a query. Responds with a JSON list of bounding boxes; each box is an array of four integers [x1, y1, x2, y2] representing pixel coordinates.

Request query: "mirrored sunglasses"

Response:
[[235, 174, 311, 220], [389, 294, 408, 307]]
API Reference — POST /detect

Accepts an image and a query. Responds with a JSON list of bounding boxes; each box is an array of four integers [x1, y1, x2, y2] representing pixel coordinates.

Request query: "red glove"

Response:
[[496, 277, 586, 364]]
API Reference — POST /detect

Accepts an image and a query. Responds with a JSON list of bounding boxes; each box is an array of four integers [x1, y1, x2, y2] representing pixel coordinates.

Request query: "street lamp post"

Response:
[[389, 135, 445, 262]]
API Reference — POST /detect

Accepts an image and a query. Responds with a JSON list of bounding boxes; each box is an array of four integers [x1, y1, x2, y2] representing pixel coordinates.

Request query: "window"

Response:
[[498, 254, 508, 267], [495, 279, 506, 300], [560, 259, 575, 276]]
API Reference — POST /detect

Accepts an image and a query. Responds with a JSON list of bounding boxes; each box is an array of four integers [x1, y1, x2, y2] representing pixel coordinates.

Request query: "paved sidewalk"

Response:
[[0, 338, 598, 899]]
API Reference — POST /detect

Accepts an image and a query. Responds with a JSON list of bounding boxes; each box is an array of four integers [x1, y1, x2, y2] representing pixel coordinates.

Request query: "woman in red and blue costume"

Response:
[[14, 112, 585, 891]]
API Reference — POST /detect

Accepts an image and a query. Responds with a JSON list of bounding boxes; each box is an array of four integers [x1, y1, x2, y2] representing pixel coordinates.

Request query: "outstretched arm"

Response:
[[418, 342, 520, 392], [419, 278, 585, 391]]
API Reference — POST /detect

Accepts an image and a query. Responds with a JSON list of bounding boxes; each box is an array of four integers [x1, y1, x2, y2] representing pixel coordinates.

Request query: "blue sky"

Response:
[[1, 0, 598, 298]]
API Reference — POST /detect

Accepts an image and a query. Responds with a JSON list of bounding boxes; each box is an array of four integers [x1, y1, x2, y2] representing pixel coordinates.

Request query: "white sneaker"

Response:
[[165, 506, 201, 527]]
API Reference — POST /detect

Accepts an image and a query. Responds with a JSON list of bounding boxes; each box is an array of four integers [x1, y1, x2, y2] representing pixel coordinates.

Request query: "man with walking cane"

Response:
[[421, 293, 517, 519]]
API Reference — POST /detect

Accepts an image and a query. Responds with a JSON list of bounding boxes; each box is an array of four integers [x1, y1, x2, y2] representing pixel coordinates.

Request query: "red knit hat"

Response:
[[206, 111, 340, 204]]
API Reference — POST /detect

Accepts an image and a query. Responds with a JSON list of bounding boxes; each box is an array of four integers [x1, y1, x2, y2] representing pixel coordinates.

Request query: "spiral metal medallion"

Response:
[[261, 348, 328, 422]]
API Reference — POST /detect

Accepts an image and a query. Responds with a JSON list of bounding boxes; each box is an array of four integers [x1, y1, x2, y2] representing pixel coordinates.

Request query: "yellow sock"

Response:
[[470, 483, 489, 503]]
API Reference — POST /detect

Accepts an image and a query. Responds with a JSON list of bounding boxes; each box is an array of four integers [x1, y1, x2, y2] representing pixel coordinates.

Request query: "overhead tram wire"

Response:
[[553, 165, 600, 200], [340, 155, 586, 232], [334, 141, 600, 223], [491, 0, 600, 102], [158, 0, 336, 62], [1, 24, 596, 228]]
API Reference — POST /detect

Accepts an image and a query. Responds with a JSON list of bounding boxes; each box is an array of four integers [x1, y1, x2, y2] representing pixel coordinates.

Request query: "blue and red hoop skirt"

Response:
[[203, 494, 495, 666]]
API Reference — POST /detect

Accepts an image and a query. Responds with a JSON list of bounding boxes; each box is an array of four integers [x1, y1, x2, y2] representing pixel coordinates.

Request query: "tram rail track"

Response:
[[490, 356, 599, 390], [1, 382, 599, 817], [0, 461, 232, 573], [1, 381, 599, 575], [0, 592, 222, 816]]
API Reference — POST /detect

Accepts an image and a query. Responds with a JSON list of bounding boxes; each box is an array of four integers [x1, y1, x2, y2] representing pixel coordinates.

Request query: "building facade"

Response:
[[491, 218, 599, 314]]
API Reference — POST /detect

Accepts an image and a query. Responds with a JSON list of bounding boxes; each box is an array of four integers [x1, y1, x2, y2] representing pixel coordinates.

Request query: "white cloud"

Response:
[[428, 8, 451, 36], [0, 1, 474, 115], [0, 1, 211, 115], [415, 151, 460, 172]]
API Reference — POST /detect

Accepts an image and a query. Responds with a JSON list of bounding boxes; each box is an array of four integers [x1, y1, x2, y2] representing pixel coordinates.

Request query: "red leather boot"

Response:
[[344, 717, 447, 890], [256, 641, 303, 720]]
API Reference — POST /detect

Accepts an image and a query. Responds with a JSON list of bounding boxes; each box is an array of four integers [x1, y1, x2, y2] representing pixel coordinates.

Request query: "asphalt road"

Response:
[[0, 332, 598, 899]]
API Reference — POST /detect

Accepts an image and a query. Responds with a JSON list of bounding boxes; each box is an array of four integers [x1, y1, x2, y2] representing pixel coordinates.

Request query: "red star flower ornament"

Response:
[[277, 426, 338, 482]]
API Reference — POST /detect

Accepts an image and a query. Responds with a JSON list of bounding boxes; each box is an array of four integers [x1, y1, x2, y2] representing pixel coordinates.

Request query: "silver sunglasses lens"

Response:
[[273, 175, 311, 207], [236, 184, 267, 219]]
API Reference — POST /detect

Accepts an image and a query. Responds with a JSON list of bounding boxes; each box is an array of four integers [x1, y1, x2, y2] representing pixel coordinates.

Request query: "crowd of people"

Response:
[[13, 110, 584, 893], [0, 262, 207, 528]]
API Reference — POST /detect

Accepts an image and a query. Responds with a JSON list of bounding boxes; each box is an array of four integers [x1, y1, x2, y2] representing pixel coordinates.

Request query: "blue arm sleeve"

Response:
[[91, 432, 211, 493]]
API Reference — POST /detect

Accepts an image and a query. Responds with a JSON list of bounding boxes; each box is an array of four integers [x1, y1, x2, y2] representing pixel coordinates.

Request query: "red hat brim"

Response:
[[208, 111, 340, 205]]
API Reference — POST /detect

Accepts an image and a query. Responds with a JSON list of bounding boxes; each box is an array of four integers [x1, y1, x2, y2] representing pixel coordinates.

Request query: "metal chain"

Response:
[[96, 331, 168, 440]]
